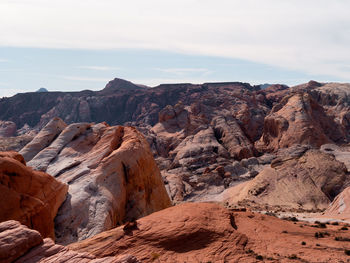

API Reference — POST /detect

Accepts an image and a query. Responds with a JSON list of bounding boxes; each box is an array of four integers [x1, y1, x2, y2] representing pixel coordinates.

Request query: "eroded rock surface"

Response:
[[0, 121, 16, 137], [69, 203, 250, 262], [24, 119, 171, 244], [0, 220, 138, 263], [222, 150, 349, 211], [0, 152, 68, 239]]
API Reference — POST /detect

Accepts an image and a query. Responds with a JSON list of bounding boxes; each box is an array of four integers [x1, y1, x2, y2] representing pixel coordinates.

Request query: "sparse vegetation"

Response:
[[301, 241, 306, 245], [335, 236, 350, 242], [340, 226, 348, 230], [256, 255, 263, 260], [288, 254, 299, 259], [315, 231, 329, 238]]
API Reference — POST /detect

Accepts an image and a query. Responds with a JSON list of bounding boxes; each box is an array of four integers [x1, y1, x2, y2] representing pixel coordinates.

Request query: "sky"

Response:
[[0, 0, 349, 97]]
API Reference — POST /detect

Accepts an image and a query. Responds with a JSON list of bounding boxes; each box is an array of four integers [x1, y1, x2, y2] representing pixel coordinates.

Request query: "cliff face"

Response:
[[21, 119, 171, 244]]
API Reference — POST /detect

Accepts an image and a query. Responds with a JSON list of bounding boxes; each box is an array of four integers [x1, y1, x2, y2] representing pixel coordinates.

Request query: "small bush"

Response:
[[341, 226, 348, 230], [345, 249, 350, 256], [282, 230, 288, 233], [256, 255, 263, 260], [301, 241, 306, 245], [316, 243, 320, 246], [335, 236, 350, 242], [331, 222, 339, 225], [314, 231, 329, 238], [288, 254, 299, 259]]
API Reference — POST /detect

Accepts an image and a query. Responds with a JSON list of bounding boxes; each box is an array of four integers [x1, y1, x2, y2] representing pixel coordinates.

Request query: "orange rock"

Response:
[[0, 220, 139, 263], [0, 152, 68, 239], [68, 203, 250, 262]]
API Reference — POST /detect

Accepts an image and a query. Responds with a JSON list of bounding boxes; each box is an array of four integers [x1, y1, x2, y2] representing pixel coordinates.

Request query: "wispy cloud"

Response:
[[0, 59, 9, 62], [154, 67, 212, 76], [77, 66, 120, 71], [61, 76, 110, 82], [0, 0, 349, 81]]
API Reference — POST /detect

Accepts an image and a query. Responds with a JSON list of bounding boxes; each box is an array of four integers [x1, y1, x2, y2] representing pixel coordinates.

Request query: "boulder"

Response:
[[0, 152, 68, 239]]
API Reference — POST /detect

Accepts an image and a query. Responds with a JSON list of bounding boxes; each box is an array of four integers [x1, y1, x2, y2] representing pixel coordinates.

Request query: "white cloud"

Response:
[[0, 0, 350, 79], [0, 59, 9, 62], [77, 66, 120, 71]]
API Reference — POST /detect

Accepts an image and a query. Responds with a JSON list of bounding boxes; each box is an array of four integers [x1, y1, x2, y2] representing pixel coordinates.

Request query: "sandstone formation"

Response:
[[23, 119, 171, 244], [256, 92, 344, 152], [0, 220, 138, 263], [69, 203, 251, 262], [222, 150, 349, 211], [0, 120, 16, 137], [70, 202, 350, 262], [0, 152, 68, 239], [324, 186, 350, 220]]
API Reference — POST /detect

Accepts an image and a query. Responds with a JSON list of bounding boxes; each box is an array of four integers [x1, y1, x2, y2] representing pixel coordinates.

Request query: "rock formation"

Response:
[[68, 202, 250, 262], [0, 152, 68, 239], [222, 149, 349, 211], [0, 120, 16, 137], [256, 92, 344, 152], [70, 202, 350, 262], [23, 119, 171, 244], [0, 220, 138, 263]]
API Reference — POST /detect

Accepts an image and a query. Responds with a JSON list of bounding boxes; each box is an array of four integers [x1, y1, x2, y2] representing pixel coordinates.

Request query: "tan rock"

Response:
[[324, 186, 350, 220], [222, 150, 348, 211], [0, 153, 68, 239]]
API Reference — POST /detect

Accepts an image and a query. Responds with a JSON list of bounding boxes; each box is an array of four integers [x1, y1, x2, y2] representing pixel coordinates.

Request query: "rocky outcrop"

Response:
[[0, 120, 16, 137], [69, 203, 250, 262], [0, 220, 138, 263], [256, 93, 344, 152], [70, 202, 350, 262], [23, 119, 171, 244], [0, 152, 68, 239], [222, 150, 349, 211], [325, 187, 350, 218], [19, 117, 67, 162]]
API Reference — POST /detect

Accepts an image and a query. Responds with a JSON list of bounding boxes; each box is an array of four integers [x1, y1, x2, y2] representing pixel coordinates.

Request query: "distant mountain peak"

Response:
[[36, 87, 48, 92], [101, 78, 145, 93]]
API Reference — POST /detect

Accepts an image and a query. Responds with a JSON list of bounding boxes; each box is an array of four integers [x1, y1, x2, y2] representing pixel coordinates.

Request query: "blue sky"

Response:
[[1, 0, 350, 97]]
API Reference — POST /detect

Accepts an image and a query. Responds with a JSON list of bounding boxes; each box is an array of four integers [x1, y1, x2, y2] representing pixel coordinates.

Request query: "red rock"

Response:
[[0, 220, 42, 263], [68, 203, 250, 262], [256, 93, 344, 152], [0, 152, 68, 239]]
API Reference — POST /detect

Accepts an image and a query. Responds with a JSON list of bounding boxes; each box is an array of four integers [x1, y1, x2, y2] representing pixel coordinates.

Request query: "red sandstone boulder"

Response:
[[0, 152, 68, 239]]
